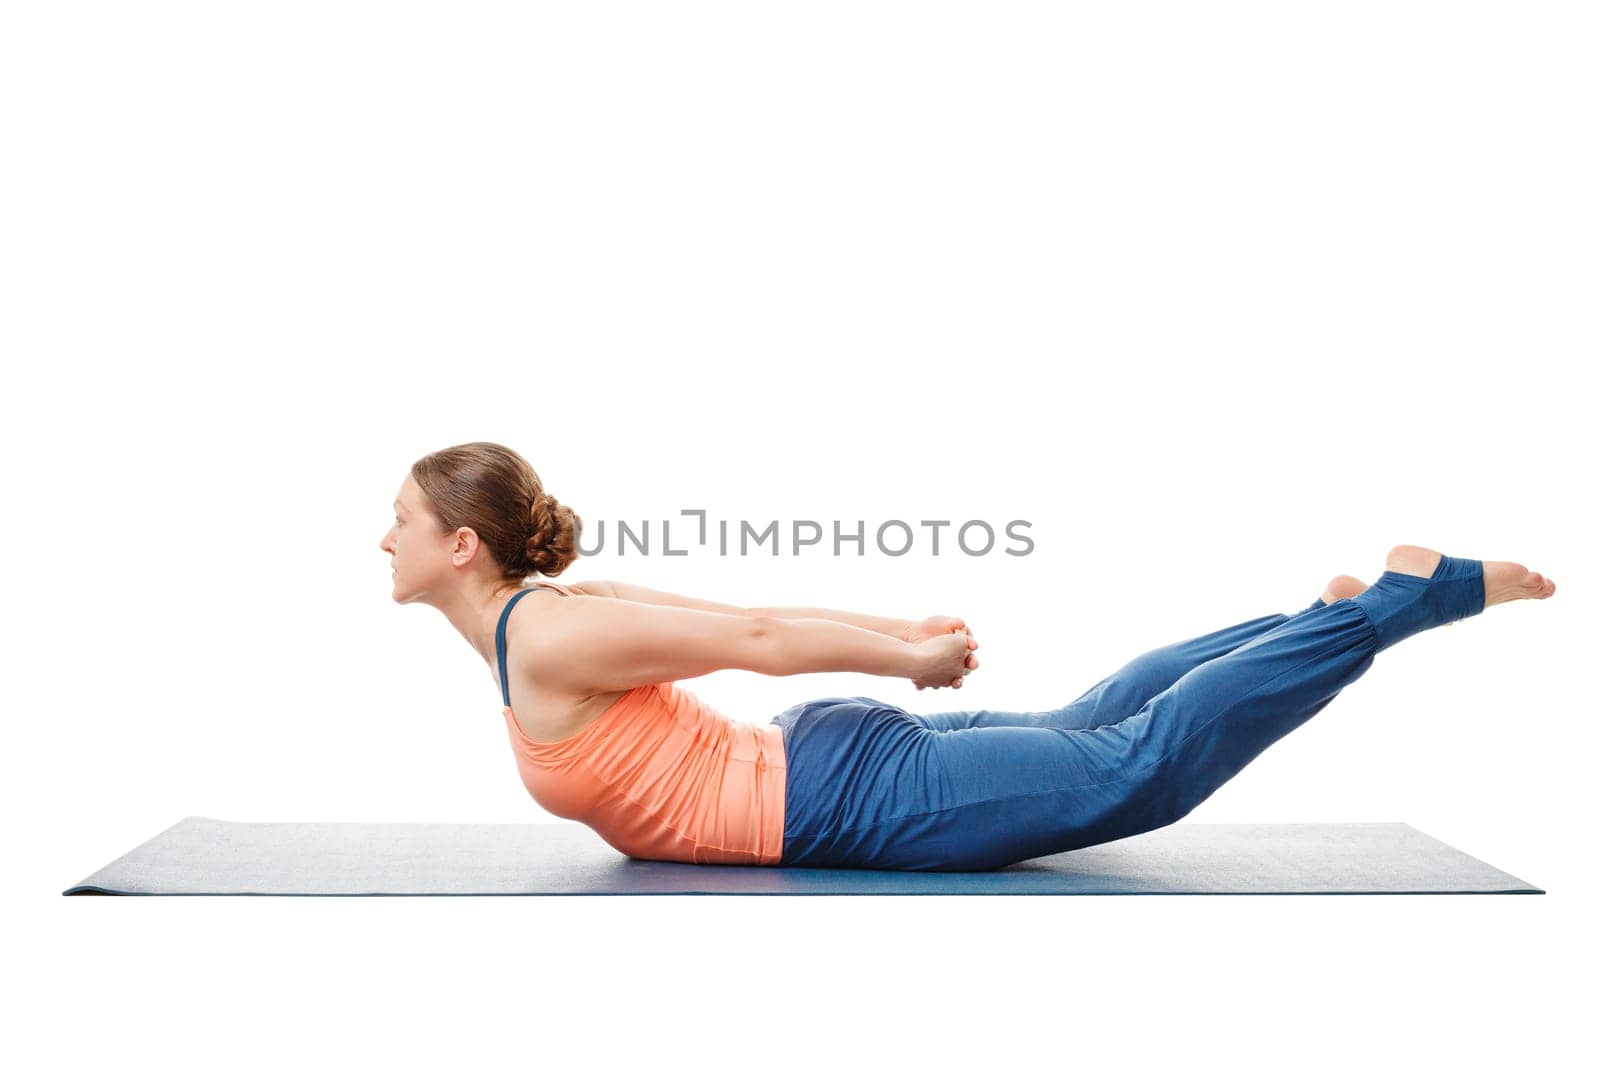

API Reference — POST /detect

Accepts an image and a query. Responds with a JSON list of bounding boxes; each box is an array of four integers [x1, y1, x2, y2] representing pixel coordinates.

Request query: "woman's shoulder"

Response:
[[501, 584, 577, 663], [501, 584, 622, 708], [534, 579, 612, 598]]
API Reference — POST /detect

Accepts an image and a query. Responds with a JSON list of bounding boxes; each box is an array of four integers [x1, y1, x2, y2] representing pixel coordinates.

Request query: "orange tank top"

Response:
[[497, 581, 787, 865]]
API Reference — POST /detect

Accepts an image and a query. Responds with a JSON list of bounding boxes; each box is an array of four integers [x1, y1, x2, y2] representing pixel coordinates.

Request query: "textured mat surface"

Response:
[[62, 817, 1543, 896]]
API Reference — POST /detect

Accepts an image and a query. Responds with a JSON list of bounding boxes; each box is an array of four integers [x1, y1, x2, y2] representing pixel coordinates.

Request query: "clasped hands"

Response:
[[901, 615, 980, 691]]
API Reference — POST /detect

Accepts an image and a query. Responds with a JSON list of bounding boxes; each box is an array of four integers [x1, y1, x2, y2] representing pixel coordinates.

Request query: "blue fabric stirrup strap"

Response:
[[496, 588, 541, 706], [1354, 553, 1486, 653]]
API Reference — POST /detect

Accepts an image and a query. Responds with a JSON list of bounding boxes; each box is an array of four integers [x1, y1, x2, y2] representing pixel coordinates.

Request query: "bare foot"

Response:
[[1385, 544, 1557, 613], [1319, 574, 1369, 605]]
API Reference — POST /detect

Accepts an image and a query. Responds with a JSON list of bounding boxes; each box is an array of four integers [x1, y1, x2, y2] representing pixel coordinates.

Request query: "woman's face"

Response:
[[381, 476, 450, 602]]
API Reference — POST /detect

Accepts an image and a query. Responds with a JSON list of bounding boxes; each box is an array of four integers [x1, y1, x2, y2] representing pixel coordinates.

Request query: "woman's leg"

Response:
[[791, 554, 1486, 872], [908, 596, 1329, 733]]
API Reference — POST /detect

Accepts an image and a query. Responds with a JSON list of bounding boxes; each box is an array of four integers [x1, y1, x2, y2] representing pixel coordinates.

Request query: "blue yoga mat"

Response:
[[62, 816, 1542, 895]]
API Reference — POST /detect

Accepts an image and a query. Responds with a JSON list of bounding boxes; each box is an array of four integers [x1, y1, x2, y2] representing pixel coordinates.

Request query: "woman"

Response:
[[382, 442, 1556, 873]]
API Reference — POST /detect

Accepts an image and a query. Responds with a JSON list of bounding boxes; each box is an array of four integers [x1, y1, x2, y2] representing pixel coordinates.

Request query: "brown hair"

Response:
[[409, 442, 582, 580]]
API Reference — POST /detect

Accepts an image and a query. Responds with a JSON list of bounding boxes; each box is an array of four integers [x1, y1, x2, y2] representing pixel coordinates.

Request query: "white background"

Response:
[[5, 1, 1595, 1063]]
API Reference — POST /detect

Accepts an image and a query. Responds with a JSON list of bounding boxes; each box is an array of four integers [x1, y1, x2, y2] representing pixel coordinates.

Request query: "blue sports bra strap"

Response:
[[496, 588, 542, 706]]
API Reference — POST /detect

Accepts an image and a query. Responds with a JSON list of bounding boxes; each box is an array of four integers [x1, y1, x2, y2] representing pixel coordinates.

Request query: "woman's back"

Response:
[[496, 584, 788, 864]]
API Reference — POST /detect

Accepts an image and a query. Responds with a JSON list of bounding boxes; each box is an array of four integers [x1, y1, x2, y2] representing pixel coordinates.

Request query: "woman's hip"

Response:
[[772, 697, 948, 866]]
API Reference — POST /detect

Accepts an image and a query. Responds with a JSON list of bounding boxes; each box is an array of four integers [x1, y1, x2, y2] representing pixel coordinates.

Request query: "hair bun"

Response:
[[524, 493, 580, 576]]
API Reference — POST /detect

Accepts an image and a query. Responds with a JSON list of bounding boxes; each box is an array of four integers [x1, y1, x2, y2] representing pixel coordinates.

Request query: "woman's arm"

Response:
[[566, 579, 753, 618], [532, 596, 924, 693], [569, 579, 917, 641], [743, 603, 917, 641]]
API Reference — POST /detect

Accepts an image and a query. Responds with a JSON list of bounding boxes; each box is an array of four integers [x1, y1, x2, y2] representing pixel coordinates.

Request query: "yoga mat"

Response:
[[62, 817, 1543, 895]]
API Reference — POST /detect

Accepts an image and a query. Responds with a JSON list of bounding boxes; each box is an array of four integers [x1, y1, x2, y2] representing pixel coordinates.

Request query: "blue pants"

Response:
[[771, 554, 1486, 872]]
